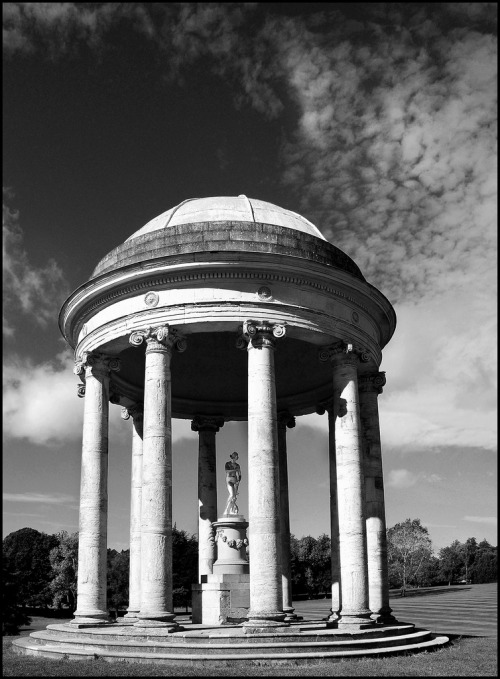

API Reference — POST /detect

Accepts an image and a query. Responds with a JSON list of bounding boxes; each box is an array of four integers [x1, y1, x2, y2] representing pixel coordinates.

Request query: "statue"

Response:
[[223, 452, 241, 515]]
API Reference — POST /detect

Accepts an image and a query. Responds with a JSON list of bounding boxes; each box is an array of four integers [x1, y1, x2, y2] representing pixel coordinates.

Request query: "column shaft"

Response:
[[331, 352, 371, 626], [277, 413, 298, 621], [359, 374, 395, 623], [192, 416, 223, 580], [125, 406, 143, 619], [244, 321, 287, 628], [327, 408, 341, 622], [72, 356, 112, 624]]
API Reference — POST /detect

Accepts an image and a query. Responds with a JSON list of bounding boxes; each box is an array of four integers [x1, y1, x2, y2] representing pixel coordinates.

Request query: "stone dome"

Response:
[[126, 196, 327, 242], [60, 194, 396, 420]]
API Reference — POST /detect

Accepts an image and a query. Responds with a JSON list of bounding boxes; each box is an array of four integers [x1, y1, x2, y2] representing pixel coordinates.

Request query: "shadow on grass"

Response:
[[389, 586, 472, 599]]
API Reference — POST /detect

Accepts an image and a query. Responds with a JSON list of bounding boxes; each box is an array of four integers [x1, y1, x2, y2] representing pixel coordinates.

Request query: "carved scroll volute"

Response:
[[318, 340, 371, 366], [129, 325, 187, 354], [73, 352, 120, 397]]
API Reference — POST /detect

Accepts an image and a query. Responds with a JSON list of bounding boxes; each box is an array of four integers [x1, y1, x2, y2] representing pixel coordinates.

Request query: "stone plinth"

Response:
[[191, 573, 250, 625], [191, 515, 249, 625], [212, 516, 249, 575]]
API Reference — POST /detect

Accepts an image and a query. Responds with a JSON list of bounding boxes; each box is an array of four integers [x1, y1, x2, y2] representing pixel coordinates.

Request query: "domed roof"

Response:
[[126, 195, 326, 242]]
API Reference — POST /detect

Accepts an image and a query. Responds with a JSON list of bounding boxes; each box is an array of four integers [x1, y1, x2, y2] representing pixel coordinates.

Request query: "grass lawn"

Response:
[[3, 634, 497, 676]]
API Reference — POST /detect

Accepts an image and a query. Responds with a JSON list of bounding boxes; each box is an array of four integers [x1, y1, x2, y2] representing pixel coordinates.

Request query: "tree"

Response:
[[3, 527, 59, 608], [439, 540, 464, 586], [49, 531, 78, 611], [387, 519, 433, 596], [470, 540, 497, 584], [172, 526, 198, 610], [107, 549, 130, 613], [2, 561, 32, 635], [460, 537, 477, 584]]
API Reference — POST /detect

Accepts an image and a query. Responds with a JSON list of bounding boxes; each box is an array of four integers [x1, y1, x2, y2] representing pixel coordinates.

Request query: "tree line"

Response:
[[3, 519, 497, 634]]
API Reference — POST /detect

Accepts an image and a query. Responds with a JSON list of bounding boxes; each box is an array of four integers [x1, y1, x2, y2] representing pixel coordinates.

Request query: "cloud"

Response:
[[379, 290, 497, 453], [275, 8, 497, 305], [2, 2, 156, 57], [3, 491, 75, 504], [3, 190, 70, 337], [387, 469, 443, 489], [3, 344, 203, 446], [463, 515, 497, 525], [3, 348, 84, 444]]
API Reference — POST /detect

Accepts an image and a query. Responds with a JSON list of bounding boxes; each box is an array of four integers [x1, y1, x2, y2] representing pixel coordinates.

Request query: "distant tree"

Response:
[[439, 540, 464, 585], [460, 537, 477, 584], [289, 534, 331, 598], [3, 527, 58, 608], [470, 540, 497, 584], [49, 531, 78, 611], [310, 534, 331, 597], [387, 519, 433, 596], [172, 526, 198, 610], [2, 561, 31, 635], [107, 549, 130, 613], [414, 553, 441, 588]]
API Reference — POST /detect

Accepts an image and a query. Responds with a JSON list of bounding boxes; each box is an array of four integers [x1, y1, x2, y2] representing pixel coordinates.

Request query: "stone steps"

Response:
[[13, 635, 449, 666], [12, 623, 450, 665]]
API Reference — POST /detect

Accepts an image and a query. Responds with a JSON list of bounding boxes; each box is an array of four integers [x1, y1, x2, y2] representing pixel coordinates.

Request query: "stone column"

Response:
[[316, 400, 341, 624], [121, 403, 144, 621], [358, 372, 396, 624], [191, 415, 224, 580], [319, 341, 372, 628], [277, 411, 300, 622], [240, 320, 288, 630], [129, 325, 186, 629], [72, 352, 120, 625]]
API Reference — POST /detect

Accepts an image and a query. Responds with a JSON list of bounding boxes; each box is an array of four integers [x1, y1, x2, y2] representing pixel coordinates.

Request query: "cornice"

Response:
[[61, 265, 393, 350]]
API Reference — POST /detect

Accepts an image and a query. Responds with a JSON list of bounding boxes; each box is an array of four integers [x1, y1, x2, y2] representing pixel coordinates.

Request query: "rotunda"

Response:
[[13, 196, 449, 664]]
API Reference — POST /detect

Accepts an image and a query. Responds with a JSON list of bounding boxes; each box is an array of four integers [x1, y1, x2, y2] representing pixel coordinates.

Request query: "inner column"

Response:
[[242, 320, 288, 631], [320, 341, 372, 628], [191, 415, 224, 579], [129, 325, 186, 629], [316, 400, 341, 624], [358, 372, 396, 624], [122, 403, 144, 621], [277, 411, 300, 622]]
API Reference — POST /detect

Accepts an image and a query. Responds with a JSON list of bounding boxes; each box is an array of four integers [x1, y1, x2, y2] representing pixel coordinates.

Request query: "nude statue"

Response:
[[223, 452, 241, 515]]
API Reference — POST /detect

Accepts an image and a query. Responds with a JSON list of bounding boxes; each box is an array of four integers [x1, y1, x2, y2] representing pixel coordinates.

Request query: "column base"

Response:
[[123, 610, 140, 621], [324, 609, 341, 626], [338, 609, 374, 630], [243, 611, 289, 633], [283, 608, 302, 622], [371, 607, 398, 624], [71, 609, 112, 626], [133, 610, 178, 629]]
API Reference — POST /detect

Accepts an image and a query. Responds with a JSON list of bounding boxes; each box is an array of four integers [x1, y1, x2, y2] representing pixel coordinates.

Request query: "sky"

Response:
[[3, 3, 497, 553]]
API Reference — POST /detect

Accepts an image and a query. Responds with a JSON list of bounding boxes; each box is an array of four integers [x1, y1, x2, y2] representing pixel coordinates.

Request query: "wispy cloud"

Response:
[[464, 515, 497, 525], [3, 189, 69, 337], [3, 491, 75, 505], [387, 469, 443, 489]]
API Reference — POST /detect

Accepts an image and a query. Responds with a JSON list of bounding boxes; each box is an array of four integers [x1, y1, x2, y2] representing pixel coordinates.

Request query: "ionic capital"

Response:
[[73, 352, 121, 383], [191, 415, 225, 433], [315, 397, 334, 416], [318, 341, 370, 367], [129, 325, 187, 355], [238, 320, 286, 350], [358, 372, 386, 394], [277, 411, 296, 430], [121, 403, 144, 424]]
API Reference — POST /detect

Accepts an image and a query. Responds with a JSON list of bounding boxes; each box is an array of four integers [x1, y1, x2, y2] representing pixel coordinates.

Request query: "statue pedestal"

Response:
[[213, 515, 249, 575], [192, 515, 250, 624]]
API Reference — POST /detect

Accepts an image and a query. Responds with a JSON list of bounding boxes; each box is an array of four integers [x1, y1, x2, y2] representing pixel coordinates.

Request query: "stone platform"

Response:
[[12, 619, 450, 666]]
